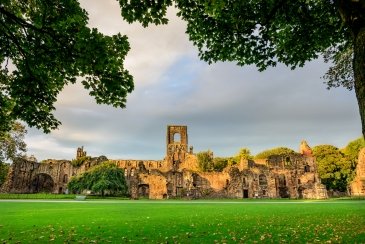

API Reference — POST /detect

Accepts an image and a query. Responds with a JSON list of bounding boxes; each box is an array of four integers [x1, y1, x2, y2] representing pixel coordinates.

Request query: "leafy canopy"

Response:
[[197, 148, 253, 172], [255, 147, 296, 159], [118, 0, 346, 70], [0, 161, 9, 186], [312, 145, 353, 192], [68, 161, 128, 197], [196, 150, 214, 172], [70, 156, 91, 167], [0, 0, 133, 133], [0, 121, 26, 163], [342, 137, 365, 163], [117, 0, 365, 137]]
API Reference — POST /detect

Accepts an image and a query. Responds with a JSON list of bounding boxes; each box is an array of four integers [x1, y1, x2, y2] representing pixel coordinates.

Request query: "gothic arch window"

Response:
[[63, 174, 68, 183], [259, 174, 267, 186], [285, 157, 291, 166]]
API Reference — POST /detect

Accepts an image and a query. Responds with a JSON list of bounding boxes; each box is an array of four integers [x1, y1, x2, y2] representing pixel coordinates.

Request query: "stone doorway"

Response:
[[138, 184, 150, 198], [30, 173, 54, 193], [279, 187, 289, 198], [243, 189, 249, 198]]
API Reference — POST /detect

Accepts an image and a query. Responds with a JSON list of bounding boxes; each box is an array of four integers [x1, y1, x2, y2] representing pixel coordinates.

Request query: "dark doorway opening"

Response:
[[31, 173, 54, 193], [279, 187, 289, 198], [243, 189, 249, 198], [138, 184, 150, 198]]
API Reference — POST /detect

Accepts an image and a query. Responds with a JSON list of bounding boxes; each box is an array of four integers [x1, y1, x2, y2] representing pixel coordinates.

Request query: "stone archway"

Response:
[[138, 184, 150, 198], [30, 173, 55, 193]]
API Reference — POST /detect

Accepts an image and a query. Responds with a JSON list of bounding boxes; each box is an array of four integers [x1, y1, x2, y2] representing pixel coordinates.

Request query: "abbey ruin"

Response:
[[2, 125, 364, 199]]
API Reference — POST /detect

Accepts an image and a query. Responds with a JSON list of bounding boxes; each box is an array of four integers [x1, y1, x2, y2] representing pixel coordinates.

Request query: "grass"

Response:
[[0, 193, 76, 199], [0, 199, 364, 243], [0, 193, 129, 200]]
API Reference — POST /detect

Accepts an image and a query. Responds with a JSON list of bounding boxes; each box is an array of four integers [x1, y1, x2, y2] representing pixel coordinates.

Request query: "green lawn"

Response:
[[0, 200, 364, 243]]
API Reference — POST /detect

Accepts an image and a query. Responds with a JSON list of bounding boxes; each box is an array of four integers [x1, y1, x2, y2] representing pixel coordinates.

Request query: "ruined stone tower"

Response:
[[76, 146, 87, 159], [299, 140, 313, 156], [166, 125, 188, 170]]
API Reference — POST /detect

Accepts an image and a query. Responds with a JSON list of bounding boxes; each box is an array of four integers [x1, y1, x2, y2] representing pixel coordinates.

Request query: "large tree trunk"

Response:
[[337, 0, 365, 137], [353, 27, 365, 138]]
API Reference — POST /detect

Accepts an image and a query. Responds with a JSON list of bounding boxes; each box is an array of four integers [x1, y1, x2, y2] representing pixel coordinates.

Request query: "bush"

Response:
[[71, 156, 91, 167], [197, 150, 214, 172], [68, 161, 127, 197]]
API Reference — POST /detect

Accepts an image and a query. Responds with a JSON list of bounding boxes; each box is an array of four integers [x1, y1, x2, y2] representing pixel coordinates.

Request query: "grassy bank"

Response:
[[0, 199, 364, 243]]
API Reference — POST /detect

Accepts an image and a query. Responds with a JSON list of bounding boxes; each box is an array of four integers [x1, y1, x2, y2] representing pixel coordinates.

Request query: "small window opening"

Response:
[[173, 133, 181, 143]]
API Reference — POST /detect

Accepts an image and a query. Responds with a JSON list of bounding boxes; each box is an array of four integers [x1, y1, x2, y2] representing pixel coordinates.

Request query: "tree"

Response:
[[0, 161, 9, 186], [313, 145, 352, 192], [68, 161, 127, 197], [235, 148, 253, 161], [255, 147, 296, 159], [342, 137, 365, 163], [198, 148, 253, 172], [118, 0, 365, 137], [196, 150, 214, 172], [212, 157, 228, 172], [0, 121, 26, 163], [0, 1, 133, 133], [342, 137, 365, 182], [0, 121, 25, 186]]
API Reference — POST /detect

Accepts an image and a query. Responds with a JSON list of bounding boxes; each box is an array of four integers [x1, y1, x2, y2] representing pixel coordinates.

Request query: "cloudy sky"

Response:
[[25, 0, 361, 161]]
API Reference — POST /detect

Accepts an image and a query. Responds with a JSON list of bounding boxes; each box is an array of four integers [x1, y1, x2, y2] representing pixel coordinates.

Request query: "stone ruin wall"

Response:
[[350, 148, 365, 196], [115, 149, 327, 199], [1, 158, 73, 194], [1, 125, 329, 200]]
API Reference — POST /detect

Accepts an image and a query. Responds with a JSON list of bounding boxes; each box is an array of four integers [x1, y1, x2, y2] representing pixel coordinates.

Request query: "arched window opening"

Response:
[[63, 174, 68, 183], [242, 177, 246, 185], [259, 174, 267, 186], [173, 133, 181, 143]]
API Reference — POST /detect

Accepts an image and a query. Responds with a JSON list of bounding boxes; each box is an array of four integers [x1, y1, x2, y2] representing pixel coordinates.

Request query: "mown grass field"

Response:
[[0, 199, 364, 243]]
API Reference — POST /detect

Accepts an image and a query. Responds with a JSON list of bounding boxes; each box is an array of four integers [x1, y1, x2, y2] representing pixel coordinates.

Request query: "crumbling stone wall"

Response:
[[350, 148, 365, 196], [1, 158, 74, 194], [2, 125, 328, 200]]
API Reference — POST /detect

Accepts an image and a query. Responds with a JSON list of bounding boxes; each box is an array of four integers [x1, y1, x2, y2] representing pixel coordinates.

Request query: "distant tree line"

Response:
[[197, 148, 254, 172]]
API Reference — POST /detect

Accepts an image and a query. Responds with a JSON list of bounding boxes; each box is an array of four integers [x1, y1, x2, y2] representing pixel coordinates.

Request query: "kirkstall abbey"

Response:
[[2, 125, 365, 199]]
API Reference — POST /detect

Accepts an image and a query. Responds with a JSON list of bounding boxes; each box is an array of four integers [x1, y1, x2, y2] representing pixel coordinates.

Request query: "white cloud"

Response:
[[25, 134, 75, 160], [79, 0, 195, 87]]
